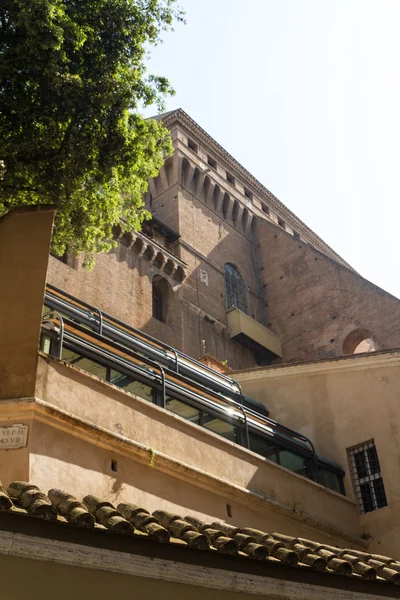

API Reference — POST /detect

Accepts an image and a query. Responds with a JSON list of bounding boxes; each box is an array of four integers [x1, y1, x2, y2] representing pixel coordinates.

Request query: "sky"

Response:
[[142, 0, 400, 298]]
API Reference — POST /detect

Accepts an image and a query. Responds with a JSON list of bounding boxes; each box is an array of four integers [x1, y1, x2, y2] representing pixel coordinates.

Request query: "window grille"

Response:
[[224, 263, 248, 314], [348, 441, 387, 514]]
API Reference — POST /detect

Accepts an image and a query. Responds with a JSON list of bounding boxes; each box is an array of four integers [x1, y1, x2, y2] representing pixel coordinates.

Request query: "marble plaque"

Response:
[[0, 424, 28, 449]]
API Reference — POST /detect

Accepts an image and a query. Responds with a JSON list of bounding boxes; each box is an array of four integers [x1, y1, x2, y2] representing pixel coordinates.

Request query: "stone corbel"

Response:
[[163, 258, 177, 278]]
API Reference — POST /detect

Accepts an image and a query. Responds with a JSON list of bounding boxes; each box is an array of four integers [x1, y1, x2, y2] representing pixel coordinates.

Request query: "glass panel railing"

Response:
[[40, 286, 346, 496]]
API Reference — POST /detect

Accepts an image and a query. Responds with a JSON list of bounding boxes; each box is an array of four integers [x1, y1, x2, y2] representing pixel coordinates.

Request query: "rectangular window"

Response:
[[207, 156, 217, 170], [152, 290, 163, 321], [261, 204, 269, 215], [249, 432, 279, 462], [244, 188, 253, 201], [278, 218, 285, 229], [278, 449, 309, 477], [226, 172, 235, 186], [187, 138, 198, 153], [348, 441, 388, 514]]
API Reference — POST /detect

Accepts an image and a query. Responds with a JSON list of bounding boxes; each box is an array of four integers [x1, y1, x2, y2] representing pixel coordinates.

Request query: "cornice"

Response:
[[233, 349, 400, 381], [162, 109, 352, 270], [113, 224, 186, 283]]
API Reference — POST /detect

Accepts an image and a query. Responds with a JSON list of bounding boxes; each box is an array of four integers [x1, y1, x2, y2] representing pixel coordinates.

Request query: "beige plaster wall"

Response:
[[0, 555, 277, 600], [234, 352, 400, 557], [26, 418, 360, 548], [31, 354, 361, 546]]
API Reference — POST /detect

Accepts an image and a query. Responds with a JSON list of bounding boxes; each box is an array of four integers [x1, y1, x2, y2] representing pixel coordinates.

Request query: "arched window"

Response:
[[353, 338, 376, 353], [224, 263, 248, 313], [343, 328, 377, 355], [152, 276, 170, 322]]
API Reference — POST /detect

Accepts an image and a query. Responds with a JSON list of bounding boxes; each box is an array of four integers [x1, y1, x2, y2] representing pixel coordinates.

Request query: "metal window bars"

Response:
[[349, 441, 388, 514]]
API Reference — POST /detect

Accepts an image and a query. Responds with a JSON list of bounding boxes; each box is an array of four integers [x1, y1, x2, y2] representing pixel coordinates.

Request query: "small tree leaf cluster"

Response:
[[0, 0, 183, 260]]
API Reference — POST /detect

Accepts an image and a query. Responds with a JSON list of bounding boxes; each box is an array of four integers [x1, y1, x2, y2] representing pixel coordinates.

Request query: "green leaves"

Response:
[[0, 0, 183, 259]]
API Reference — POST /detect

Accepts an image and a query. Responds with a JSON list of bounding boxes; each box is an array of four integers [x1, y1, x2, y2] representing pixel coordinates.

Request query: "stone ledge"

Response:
[[113, 224, 186, 283]]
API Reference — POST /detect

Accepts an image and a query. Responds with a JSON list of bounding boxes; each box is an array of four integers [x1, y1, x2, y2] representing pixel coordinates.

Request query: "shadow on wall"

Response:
[[30, 420, 298, 532]]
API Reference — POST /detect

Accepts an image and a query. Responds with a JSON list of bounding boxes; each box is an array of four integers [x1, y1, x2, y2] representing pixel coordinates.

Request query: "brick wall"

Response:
[[46, 192, 258, 370], [255, 218, 400, 362], [47, 136, 400, 370]]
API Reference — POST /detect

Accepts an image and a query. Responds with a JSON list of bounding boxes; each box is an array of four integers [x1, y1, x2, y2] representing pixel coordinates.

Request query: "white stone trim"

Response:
[[0, 531, 387, 599]]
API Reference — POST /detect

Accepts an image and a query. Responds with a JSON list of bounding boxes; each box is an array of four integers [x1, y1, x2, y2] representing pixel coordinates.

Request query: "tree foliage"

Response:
[[0, 0, 183, 260]]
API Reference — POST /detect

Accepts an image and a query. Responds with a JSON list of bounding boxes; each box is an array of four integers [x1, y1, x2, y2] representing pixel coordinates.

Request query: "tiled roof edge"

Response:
[[1, 486, 400, 591], [9, 388, 363, 548], [0, 528, 389, 598]]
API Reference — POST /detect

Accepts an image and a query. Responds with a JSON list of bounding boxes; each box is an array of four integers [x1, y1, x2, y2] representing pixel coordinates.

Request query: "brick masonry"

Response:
[[47, 113, 400, 369]]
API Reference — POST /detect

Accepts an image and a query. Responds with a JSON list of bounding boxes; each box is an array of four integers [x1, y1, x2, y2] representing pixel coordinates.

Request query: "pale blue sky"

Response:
[[143, 0, 400, 298]]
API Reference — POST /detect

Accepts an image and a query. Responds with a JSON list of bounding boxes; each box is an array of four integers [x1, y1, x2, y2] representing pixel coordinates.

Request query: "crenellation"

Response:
[[174, 144, 310, 246]]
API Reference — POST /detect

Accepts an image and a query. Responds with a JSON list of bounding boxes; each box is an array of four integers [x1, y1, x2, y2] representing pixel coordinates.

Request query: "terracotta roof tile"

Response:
[[2, 480, 400, 587]]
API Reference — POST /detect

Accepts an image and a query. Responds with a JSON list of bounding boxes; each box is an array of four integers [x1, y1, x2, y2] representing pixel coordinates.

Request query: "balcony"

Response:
[[227, 307, 282, 359]]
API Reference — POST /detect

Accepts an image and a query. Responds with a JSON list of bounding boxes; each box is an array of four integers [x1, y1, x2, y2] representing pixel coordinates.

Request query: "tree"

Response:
[[0, 0, 183, 262]]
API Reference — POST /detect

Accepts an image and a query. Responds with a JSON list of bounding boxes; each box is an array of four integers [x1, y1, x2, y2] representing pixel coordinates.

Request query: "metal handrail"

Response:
[[45, 283, 242, 394], [41, 315, 317, 466], [42, 311, 65, 359]]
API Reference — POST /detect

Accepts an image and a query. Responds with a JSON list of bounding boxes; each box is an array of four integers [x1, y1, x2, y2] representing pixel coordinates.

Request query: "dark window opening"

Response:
[[141, 222, 154, 238], [111, 460, 118, 472], [188, 138, 198, 153], [226, 504, 233, 518], [261, 204, 269, 215], [51, 251, 68, 265], [222, 194, 230, 220], [152, 276, 169, 323], [317, 467, 343, 495], [349, 441, 388, 514], [207, 156, 217, 170], [293, 231, 301, 239], [226, 172, 235, 186], [224, 263, 248, 314], [278, 218, 285, 229], [244, 188, 253, 201]]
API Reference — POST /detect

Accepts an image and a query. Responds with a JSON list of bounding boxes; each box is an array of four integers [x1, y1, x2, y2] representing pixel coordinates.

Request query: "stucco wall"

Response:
[[0, 554, 277, 600], [30, 354, 361, 547], [234, 351, 400, 556]]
